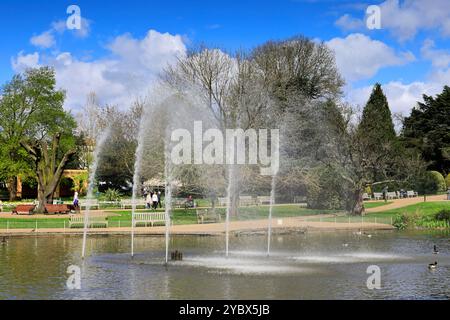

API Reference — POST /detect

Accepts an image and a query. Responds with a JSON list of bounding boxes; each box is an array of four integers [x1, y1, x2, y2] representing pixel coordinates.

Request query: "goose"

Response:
[[428, 262, 438, 270], [433, 245, 439, 255]]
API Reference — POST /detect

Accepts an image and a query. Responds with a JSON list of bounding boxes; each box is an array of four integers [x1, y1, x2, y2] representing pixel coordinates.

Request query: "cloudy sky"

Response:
[[1, 0, 450, 116]]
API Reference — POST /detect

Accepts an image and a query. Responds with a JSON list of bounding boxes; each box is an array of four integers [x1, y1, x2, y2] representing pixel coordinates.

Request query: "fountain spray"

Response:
[[81, 127, 111, 259], [130, 110, 147, 258], [267, 175, 277, 256], [164, 141, 172, 265]]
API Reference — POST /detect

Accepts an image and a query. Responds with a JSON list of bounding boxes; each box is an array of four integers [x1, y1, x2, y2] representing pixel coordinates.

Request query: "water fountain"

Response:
[[130, 100, 149, 258], [164, 141, 173, 265], [266, 175, 276, 256], [81, 128, 111, 259]]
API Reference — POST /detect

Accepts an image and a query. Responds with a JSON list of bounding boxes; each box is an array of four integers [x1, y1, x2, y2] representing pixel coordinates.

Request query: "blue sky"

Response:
[[1, 0, 450, 115]]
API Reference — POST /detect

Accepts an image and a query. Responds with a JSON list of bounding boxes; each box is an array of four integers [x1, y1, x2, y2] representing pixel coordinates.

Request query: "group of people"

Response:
[[146, 191, 162, 210]]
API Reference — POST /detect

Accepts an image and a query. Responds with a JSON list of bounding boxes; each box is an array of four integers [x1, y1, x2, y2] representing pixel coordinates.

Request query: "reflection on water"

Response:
[[0, 230, 449, 300]]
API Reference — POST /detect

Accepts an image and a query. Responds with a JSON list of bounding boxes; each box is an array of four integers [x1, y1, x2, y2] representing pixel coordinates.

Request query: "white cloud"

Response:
[[346, 76, 448, 116], [334, 14, 364, 32], [421, 39, 450, 69], [30, 31, 55, 49], [326, 33, 414, 82], [12, 30, 187, 112], [335, 0, 450, 41], [11, 52, 40, 72]]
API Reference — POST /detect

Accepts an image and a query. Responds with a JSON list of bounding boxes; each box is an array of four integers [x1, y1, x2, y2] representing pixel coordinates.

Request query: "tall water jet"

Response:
[[130, 112, 147, 258], [81, 128, 111, 259], [164, 141, 173, 265], [225, 164, 237, 258], [266, 175, 277, 256]]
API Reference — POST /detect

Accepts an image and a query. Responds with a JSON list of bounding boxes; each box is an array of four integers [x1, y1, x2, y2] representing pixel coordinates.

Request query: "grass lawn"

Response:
[[312, 201, 450, 225], [0, 205, 341, 229], [1, 202, 448, 229], [107, 205, 341, 226]]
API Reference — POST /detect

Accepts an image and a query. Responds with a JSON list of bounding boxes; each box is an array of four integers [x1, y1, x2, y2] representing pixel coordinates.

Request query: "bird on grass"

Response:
[[428, 262, 438, 270]]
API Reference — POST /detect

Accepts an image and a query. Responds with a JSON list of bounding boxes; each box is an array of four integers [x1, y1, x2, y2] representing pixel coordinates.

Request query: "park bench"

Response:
[[293, 196, 307, 203], [12, 205, 36, 215], [386, 192, 398, 200], [362, 193, 371, 201], [239, 196, 255, 206], [257, 196, 272, 205], [217, 197, 228, 207], [69, 215, 108, 228], [45, 204, 72, 215], [80, 199, 100, 210], [407, 190, 418, 198], [172, 198, 186, 208], [121, 199, 147, 209], [373, 193, 383, 200], [98, 200, 121, 208], [196, 209, 221, 224], [133, 212, 166, 227]]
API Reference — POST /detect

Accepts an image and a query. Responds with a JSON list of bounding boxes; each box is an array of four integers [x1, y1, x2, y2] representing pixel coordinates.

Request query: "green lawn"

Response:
[[311, 201, 450, 225], [1, 202, 448, 230], [0, 205, 341, 229]]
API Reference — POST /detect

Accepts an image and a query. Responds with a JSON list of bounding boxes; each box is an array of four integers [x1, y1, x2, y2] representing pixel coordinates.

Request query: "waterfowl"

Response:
[[428, 262, 438, 270], [342, 243, 349, 247], [433, 245, 439, 255]]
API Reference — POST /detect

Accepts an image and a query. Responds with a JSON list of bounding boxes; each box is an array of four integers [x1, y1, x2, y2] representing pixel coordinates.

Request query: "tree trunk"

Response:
[[7, 177, 17, 202], [36, 185, 46, 213], [351, 188, 365, 216]]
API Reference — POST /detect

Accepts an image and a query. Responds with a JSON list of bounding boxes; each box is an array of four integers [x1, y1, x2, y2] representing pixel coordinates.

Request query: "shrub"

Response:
[[445, 173, 450, 190], [306, 167, 347, 210], [393, 214, 408, 230], [104, 188, 121, 202], [429, 171, 446, 192], [435, 209, 450, 221]]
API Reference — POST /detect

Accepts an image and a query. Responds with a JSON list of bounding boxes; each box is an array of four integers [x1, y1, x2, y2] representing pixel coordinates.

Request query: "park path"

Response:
[[0, 215, 393, 237], [365, 194, 447, 213]]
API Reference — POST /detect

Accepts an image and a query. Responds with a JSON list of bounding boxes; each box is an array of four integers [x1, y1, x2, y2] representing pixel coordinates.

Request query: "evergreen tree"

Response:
[[357, 83, 398, 184], [358, 83, 396, 147], [402, 86, 450, 175]]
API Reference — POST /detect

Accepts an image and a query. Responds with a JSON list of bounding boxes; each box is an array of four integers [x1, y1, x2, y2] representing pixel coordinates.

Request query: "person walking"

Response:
[[152, 192, 159, 210], [73, 192, 79, 210], [158, 191, 162, 208], [146, 193, 152, 209]]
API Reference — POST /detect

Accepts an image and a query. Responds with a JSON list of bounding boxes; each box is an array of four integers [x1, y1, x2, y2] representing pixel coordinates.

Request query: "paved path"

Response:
[[0, 215, 393, 237], [366, 194, 447, 213]]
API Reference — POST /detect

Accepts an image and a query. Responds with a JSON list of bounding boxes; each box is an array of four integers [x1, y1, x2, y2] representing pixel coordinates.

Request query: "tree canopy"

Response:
[[402, 86, 450, 175]]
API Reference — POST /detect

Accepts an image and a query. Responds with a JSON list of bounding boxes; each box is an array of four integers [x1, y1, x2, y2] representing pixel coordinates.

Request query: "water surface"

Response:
[[0, 230, 449, 300]]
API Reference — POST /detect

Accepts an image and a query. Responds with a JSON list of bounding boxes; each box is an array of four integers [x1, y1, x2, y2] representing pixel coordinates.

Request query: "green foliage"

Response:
[[435, 209, 450, 221], [429, 171, 446, 192], [416, 171, 440, 195], [71, 172, 88, 196], [402, 85, 450, 173], [0, 67, 78, 208], [393, 214, 409, 230], [307, 166, 347, 210], [445, 173, 450, 189], [104, 188, 121, 202], [358, 84, 397, 146]]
